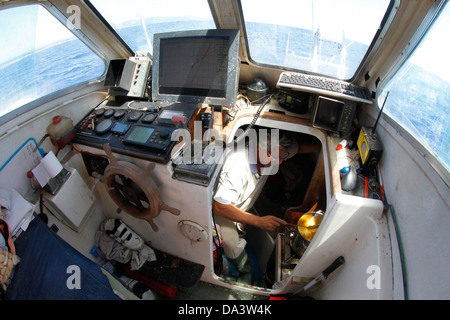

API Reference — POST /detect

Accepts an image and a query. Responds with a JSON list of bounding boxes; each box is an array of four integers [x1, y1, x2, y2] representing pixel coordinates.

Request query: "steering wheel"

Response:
[[100, 144, 180, 231]]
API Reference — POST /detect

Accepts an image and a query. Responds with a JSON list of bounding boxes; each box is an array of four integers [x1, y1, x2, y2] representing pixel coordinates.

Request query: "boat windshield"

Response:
[[380, 1, 450, 174], [0, 4, 105, 120], [88, 0, 215, 55], [90, 0, 393, 81], [240, 0, 392, 80]]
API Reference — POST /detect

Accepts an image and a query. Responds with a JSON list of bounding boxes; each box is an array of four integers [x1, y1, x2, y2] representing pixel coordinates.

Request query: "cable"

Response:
[[225, 93, 273, 149]]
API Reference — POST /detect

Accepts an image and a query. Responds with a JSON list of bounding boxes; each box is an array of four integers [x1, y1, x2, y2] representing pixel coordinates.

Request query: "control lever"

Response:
[[294, 256, 345, 294]]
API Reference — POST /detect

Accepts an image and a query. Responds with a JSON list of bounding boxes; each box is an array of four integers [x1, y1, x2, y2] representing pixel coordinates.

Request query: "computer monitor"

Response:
[[151, 29, 240, 108]]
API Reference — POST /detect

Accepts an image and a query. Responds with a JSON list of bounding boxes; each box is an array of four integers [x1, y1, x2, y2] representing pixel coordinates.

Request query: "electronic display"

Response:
[[312, 96, 356, 134], [159, 37, 228, 98], [152, 29, 240, 108], [314, 97, 344, 132], [125, 126, 154, 144]]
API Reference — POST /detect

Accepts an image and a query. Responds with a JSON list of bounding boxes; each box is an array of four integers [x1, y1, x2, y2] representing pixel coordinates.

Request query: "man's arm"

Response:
[[213, 200, 286, 232]]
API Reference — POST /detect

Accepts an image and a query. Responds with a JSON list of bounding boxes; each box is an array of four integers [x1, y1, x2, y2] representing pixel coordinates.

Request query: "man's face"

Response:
[[279, 146, 290, 163], [259, 145, 288, 166]]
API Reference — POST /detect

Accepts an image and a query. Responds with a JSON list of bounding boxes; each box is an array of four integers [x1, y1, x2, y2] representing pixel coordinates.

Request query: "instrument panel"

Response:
[[74, 101, 198, 163]]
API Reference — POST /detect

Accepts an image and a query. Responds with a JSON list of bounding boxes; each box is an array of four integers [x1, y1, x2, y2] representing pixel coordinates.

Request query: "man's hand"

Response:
[[213, 200, 286, 232], [255, 215, 287, 232]]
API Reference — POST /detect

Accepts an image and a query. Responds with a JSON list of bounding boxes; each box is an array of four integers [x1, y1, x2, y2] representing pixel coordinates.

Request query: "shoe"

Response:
[[102, 219, 144, 250], [120, 275, 155, 300]]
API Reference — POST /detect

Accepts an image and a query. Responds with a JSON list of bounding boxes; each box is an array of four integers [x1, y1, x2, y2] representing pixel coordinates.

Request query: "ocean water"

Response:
[[0, 23, 211, 116], [0, 38, 105, 116]]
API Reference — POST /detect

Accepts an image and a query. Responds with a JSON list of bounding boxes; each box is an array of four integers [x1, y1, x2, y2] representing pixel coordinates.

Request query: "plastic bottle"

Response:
[[336, 139, 348, 150], [47, 115, 73, 138], [340, 166, 357, 191], [46, 115, 76, 148]]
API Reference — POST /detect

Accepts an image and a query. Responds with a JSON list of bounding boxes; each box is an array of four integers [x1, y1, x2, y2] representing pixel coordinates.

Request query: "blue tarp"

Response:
[[5, 215, 120, 300]]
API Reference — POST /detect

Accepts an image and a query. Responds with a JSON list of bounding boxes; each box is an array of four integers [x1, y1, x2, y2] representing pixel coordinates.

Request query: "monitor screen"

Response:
[[152, 29, 240, 108], [125, 126, 154, 144], [313, 96, 344, 132]]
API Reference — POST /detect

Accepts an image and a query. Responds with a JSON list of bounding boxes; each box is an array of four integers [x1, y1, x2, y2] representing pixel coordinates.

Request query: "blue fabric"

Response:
[[5, 216, 120, 300]]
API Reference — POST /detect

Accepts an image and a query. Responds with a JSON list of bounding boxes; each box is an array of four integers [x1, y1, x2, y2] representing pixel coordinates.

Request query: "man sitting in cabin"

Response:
[[213, 130, 320, 282]]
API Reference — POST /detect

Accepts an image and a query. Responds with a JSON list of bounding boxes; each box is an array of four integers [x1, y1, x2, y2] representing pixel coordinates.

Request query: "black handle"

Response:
[[323, 256, 345, 279]]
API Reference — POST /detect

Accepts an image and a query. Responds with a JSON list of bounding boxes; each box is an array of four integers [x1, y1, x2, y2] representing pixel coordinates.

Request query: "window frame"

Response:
[[0, 2, 108, 127], [378, 0, 450, 187]]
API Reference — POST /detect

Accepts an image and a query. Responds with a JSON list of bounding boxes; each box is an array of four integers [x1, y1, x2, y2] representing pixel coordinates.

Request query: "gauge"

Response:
[[142, 113, 156, 123], [95, 119, 113, 135], [128, 111, 142, 122], [114, 110, 126, 119], [104, 109, 114, 118], [361, 141, 367, 162], [95, 108, 105, 117]]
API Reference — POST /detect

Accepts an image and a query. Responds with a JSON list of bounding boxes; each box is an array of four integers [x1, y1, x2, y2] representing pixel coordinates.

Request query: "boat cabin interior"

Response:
[[0, 0, 448, 300]]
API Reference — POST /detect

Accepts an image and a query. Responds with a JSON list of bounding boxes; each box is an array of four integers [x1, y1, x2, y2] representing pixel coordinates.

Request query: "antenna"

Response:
[[372, 91, 389, 135]]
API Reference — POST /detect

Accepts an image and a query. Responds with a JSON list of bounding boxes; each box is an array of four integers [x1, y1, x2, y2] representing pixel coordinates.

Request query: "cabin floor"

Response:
[[162, 281, 267, 300]]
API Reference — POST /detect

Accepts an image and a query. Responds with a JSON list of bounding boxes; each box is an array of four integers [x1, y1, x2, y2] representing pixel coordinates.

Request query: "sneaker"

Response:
[[120, 275, 155, 300], [102, 219, 144, 250]]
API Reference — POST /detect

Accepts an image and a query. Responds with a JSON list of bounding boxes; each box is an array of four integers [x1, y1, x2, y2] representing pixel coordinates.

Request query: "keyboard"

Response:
[[277, 72, 372, 104]]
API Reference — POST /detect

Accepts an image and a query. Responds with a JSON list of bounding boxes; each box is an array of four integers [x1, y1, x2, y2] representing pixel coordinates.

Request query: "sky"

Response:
[[409, 3, 450, 83], [90, 0, 212, 29]]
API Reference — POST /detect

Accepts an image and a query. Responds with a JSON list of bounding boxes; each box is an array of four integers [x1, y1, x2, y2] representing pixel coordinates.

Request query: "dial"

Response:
[[159, 129, 169, 138]]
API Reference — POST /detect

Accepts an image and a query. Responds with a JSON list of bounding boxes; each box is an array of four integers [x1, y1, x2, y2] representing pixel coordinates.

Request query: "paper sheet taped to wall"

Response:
[[31, 151, 63, 187]]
